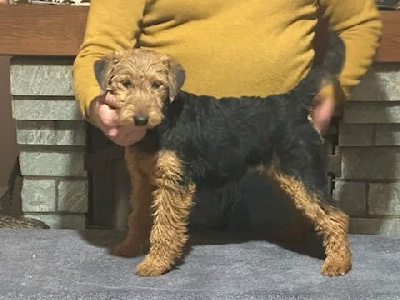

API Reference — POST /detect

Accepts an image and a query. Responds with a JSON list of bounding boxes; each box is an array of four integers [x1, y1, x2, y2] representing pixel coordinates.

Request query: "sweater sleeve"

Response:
[[73, 0, 146, 115], [318, 0, 382, 103]]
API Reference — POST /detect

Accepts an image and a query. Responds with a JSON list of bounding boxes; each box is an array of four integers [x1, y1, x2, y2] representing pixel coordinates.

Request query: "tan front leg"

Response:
[[112, 148, 155, 257], [135, 150, 196, 276]]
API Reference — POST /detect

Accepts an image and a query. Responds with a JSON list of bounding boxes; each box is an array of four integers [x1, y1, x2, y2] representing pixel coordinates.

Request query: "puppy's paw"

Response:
[[135, 256, 172, 276], [321, 256, 351, 276], [111, 239, 147, 258]]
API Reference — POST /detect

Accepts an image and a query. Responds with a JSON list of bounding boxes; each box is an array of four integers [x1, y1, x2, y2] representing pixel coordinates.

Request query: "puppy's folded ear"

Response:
[[163, 56, 186, 102], [94, 54, 119, 93], [94, 59, 107, 92]]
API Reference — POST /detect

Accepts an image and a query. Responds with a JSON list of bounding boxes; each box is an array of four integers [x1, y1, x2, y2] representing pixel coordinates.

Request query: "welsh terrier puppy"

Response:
[[94, 32, 351, 277]]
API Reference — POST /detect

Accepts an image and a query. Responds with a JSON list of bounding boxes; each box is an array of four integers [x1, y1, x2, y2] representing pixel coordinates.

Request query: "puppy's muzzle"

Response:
[[134, 114, 149, 126]]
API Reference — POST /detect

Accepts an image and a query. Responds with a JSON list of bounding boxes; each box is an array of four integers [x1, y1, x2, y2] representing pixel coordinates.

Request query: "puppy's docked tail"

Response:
[[287, 30, 345, 106]]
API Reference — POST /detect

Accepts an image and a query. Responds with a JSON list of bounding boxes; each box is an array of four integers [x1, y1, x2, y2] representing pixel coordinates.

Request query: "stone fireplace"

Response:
[[337, 63, 400, 235], [11, 58, 88, 229], [3, 5, 400, 234]]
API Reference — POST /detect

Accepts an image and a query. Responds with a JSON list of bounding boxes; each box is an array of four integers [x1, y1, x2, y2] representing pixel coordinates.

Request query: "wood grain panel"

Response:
[[0, 5, 88, 56], [375, 11, 400, 62]]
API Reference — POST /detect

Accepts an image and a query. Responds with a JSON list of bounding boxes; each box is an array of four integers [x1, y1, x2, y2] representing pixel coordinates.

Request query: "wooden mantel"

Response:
[[377, 11, 400, 62], [0, 5, 88, 56], [0, 5, 399, 61]]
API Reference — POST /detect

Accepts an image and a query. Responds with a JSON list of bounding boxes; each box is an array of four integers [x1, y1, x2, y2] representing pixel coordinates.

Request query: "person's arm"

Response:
[[312, 0, 381, 131], [73, 0, 146, 116], [318, 0, 382, 102]]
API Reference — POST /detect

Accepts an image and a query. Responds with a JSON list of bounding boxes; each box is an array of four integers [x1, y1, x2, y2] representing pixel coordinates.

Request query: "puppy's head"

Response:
[[94, 49, 185, 127]]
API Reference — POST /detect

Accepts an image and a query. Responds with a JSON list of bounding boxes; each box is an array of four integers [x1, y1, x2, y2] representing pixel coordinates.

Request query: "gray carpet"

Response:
[[0, 229, 399, 300]]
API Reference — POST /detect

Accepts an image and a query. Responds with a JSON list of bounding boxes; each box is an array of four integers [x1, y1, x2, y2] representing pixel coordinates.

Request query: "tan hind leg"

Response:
[[263, 165, 351, 276]]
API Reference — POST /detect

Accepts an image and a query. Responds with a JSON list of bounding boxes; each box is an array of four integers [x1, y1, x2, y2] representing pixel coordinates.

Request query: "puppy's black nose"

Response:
[[134, 114, 149, 126]]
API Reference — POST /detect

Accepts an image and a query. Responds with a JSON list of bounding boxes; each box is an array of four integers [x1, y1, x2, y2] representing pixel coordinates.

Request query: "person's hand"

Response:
[[312, 94, 335, 133], [88, 92, 147, 146]]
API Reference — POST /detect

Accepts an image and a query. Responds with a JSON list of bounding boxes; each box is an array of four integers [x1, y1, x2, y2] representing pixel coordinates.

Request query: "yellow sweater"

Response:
[[73, 0, 381, 115]]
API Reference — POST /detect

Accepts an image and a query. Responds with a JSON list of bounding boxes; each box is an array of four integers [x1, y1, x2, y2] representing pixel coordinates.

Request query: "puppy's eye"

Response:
[[122, 80, 132, 88], [152, 81, 164, 89]]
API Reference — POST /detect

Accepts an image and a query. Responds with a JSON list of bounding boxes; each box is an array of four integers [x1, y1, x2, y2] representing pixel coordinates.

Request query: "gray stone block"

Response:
[[340, 147, 400, 180], [23, 213, 85, 230], [19, 146, 86, 177], [16, 121, 85, 146], [369, 183, 400, 216], [334, 181, 366, 216], [375, 124, 400, 146], [57, 180, 88, 213], [21, 179, 56, 212], [12, 99, 83, 121], [351, 64, 400, 102], [10, 64, 74, 96], [343, 102, 400, 124], [338, 123, 374, 146], [350, 218, 400, 236]]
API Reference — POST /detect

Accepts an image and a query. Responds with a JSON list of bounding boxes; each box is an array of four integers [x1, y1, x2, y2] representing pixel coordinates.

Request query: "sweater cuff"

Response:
[[75, 84, 100, 119]]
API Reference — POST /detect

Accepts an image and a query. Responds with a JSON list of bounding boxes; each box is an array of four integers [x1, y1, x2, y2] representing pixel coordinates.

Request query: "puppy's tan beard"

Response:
[[147, 111, 164, 128], [118, 104, 137, 125]]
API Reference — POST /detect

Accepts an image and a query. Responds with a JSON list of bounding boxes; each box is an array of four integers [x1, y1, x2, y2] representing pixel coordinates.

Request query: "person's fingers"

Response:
[[109, 135, 132, 147], [110, 127, 146, 146], [104, 125, 147, 146], [318, 101, 334, 125], [88, 93, 119, 129], [98, 103, 120, 127], [312, 96, 335, 132], [102, 92, 117, 107], [105, 127, 119, 138], [109, 133, 138, 147]]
